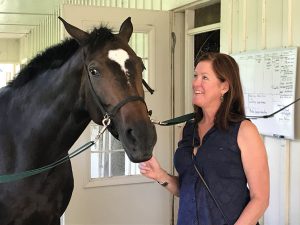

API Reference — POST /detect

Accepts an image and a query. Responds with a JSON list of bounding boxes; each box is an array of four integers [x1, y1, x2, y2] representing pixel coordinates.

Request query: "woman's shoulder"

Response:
[[239, 119, 259, 133], [238, 119, 261, 143], [229, 119, 256, 131]]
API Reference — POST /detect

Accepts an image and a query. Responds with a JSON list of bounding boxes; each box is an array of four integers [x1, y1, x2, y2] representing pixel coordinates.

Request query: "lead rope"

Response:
[[192, 125, 230, 225], [150, 97, 300, 126], [0, 116, 111, 183], [150, 112, 195, 126], [193, 161, 230, 225]]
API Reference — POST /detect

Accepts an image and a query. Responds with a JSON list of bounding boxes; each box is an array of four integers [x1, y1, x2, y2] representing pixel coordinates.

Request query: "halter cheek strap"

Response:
[[85, 64, 148, 118]]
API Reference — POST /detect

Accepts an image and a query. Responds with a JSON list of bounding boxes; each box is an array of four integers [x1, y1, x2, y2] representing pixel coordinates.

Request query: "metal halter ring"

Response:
[[102, 114, 111, 127]]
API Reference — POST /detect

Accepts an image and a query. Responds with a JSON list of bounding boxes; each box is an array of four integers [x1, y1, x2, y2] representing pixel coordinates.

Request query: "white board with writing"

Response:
[[231, 47, 297, 139]]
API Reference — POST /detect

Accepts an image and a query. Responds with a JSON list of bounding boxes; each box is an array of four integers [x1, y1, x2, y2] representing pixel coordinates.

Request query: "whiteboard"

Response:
[[231, 47, 297, 139]]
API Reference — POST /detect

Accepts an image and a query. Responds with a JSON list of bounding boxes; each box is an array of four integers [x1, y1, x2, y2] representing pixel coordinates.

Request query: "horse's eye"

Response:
[[89, 67, 100, 77]]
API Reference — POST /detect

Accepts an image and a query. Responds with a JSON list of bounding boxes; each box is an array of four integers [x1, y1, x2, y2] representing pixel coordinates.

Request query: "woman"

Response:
[[139, 52, 269, 225]]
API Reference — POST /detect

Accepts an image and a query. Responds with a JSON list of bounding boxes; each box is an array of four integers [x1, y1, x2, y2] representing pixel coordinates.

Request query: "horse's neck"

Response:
[[5, 53, 91, 167]]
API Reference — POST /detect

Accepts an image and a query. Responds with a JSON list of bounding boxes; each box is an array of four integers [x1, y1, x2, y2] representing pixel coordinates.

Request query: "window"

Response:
[[0, 64, 20, 87], [89, 32, 149, 181], [90, 124, 140, 179], [129, 32, 149, 83], [194, 2, 220, 27], [194, 3, 220, 63]]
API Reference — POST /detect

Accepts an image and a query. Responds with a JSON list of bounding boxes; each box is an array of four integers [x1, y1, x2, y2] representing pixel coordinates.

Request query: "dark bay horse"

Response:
[[0, 17, 157, 225]]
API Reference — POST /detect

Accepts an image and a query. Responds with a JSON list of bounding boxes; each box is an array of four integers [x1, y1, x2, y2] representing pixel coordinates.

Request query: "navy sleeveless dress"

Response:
[[174, 120, 254, 225]]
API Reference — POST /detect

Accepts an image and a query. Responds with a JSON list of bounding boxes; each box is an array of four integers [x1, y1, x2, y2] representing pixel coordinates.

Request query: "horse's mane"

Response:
[[8, 26, 115, 88]]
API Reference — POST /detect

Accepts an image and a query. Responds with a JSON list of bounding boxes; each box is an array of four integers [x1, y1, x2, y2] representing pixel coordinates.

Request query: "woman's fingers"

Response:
[[138, 163, 150, 171]]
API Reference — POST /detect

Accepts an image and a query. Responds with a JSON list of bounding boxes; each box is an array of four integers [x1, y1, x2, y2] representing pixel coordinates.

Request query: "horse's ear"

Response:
[[119, 17, 133, 43], [58, 16, 89, 46]]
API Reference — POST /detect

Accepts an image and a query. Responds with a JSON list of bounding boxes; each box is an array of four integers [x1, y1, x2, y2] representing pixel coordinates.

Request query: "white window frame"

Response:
[[184, 7, 220, 113]]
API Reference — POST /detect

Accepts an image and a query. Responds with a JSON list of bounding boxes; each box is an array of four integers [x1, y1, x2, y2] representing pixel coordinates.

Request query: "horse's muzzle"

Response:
[[120, 120, 157, 163]]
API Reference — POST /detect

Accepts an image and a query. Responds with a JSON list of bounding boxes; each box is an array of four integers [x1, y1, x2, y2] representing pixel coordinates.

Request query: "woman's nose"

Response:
[[193, 77, 201, 86]]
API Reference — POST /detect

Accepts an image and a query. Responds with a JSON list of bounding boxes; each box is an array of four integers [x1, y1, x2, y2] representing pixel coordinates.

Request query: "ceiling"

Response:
[[0, 0, 200, 39], [0, 0, 60, 39]]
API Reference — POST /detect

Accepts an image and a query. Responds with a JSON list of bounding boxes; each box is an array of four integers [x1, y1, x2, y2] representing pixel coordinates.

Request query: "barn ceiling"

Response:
[[0, 0, 60, 39]]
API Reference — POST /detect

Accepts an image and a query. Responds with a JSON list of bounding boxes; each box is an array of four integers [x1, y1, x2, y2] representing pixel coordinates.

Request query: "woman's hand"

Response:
[[139, 156, 180, 196], [139, 156, 167, 182]]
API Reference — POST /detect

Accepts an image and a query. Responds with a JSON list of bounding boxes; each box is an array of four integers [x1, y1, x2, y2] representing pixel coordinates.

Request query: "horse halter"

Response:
[[85, 63, 153, 137]]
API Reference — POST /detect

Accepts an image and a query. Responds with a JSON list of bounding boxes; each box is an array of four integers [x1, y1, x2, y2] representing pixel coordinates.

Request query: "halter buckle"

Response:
[[150, 118, 167, 125]]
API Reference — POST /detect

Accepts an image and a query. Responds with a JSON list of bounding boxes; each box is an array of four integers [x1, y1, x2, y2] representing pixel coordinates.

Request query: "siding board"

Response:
[[245, 0, 259, 50], [265, 0, 283, 48]]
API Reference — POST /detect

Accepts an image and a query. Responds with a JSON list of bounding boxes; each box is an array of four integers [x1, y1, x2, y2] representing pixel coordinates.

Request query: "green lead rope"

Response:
[[158, 112, 195, 126], [0, 141, 95, 183], [0, 113, 195, 184]]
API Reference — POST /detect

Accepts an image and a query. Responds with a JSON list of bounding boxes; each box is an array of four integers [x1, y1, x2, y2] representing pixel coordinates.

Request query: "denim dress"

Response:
[[174, 120, 253, 225]]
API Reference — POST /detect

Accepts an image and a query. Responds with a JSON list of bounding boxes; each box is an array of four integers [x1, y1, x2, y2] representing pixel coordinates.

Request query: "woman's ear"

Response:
[[221, 81, 229, 95]]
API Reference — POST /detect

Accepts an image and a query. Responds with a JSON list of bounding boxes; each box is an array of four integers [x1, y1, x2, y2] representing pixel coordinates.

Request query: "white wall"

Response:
[[220, 0, 300, 224], [0, 39, 20, 63]]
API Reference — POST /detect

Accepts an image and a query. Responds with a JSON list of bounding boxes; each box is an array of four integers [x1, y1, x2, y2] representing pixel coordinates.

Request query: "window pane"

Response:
[[91, 152, 100, 178], [111, 137, 123, 150], [194, 3, 220, 27], [129, 32, 149, 82], [194, 30, 220, 64], [110, 151, 125, 176], [90, 124, 139, 179], [0, 64, 17, 88]]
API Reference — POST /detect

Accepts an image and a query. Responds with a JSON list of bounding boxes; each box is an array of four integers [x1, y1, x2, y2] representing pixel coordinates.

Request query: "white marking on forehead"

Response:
[[108, 49, 129, 73]]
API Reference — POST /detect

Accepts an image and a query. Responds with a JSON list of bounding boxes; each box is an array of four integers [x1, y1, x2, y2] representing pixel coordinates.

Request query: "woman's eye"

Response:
[[89, 68, 100, 76]]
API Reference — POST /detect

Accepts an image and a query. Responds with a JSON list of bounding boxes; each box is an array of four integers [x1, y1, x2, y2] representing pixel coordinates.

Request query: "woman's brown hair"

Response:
[[194, 52, 245, 129]]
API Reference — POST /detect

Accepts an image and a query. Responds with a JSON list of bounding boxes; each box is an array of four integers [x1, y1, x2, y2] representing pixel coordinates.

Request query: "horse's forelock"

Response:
[[87, 26, 116, 52]]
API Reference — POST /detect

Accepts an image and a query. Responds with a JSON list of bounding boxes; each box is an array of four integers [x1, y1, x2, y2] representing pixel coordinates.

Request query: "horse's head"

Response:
[[59, 17, 157, 163]]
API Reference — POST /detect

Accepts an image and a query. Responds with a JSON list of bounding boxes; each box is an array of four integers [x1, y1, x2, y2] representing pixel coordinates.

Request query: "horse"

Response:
[[0, 17, 157, 225]]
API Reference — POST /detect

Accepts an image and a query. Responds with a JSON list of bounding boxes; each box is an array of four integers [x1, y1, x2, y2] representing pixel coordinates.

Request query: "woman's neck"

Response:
[[201, 106, 219, 125]]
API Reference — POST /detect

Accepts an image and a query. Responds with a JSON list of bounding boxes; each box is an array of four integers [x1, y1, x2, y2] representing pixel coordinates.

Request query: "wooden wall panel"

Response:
[[265, 0, 283, 48], [220, 0, 232, 53], [0, 39, 20, 63], [245, 0, 259, 50], [291, 0, 300, 141], [221, 0, 300, 224], [231, 0, 241, 52], [264, 137, 289, 225], [289, 141, 300, 225]]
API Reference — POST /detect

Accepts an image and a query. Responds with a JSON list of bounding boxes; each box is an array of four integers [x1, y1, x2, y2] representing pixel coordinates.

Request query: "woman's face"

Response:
[[192, 60, 228, 110]]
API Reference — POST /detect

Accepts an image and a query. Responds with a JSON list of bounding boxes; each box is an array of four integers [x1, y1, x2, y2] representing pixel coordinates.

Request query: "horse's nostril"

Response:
[[126, 128, 136, 144]]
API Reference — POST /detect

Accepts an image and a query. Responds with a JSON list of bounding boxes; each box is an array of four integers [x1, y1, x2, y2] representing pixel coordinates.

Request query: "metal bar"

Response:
[[108, 132, 112, 177], [0, 23, 38, 26], [0, 32, 28, 34], [0, 12, 52, 16]]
